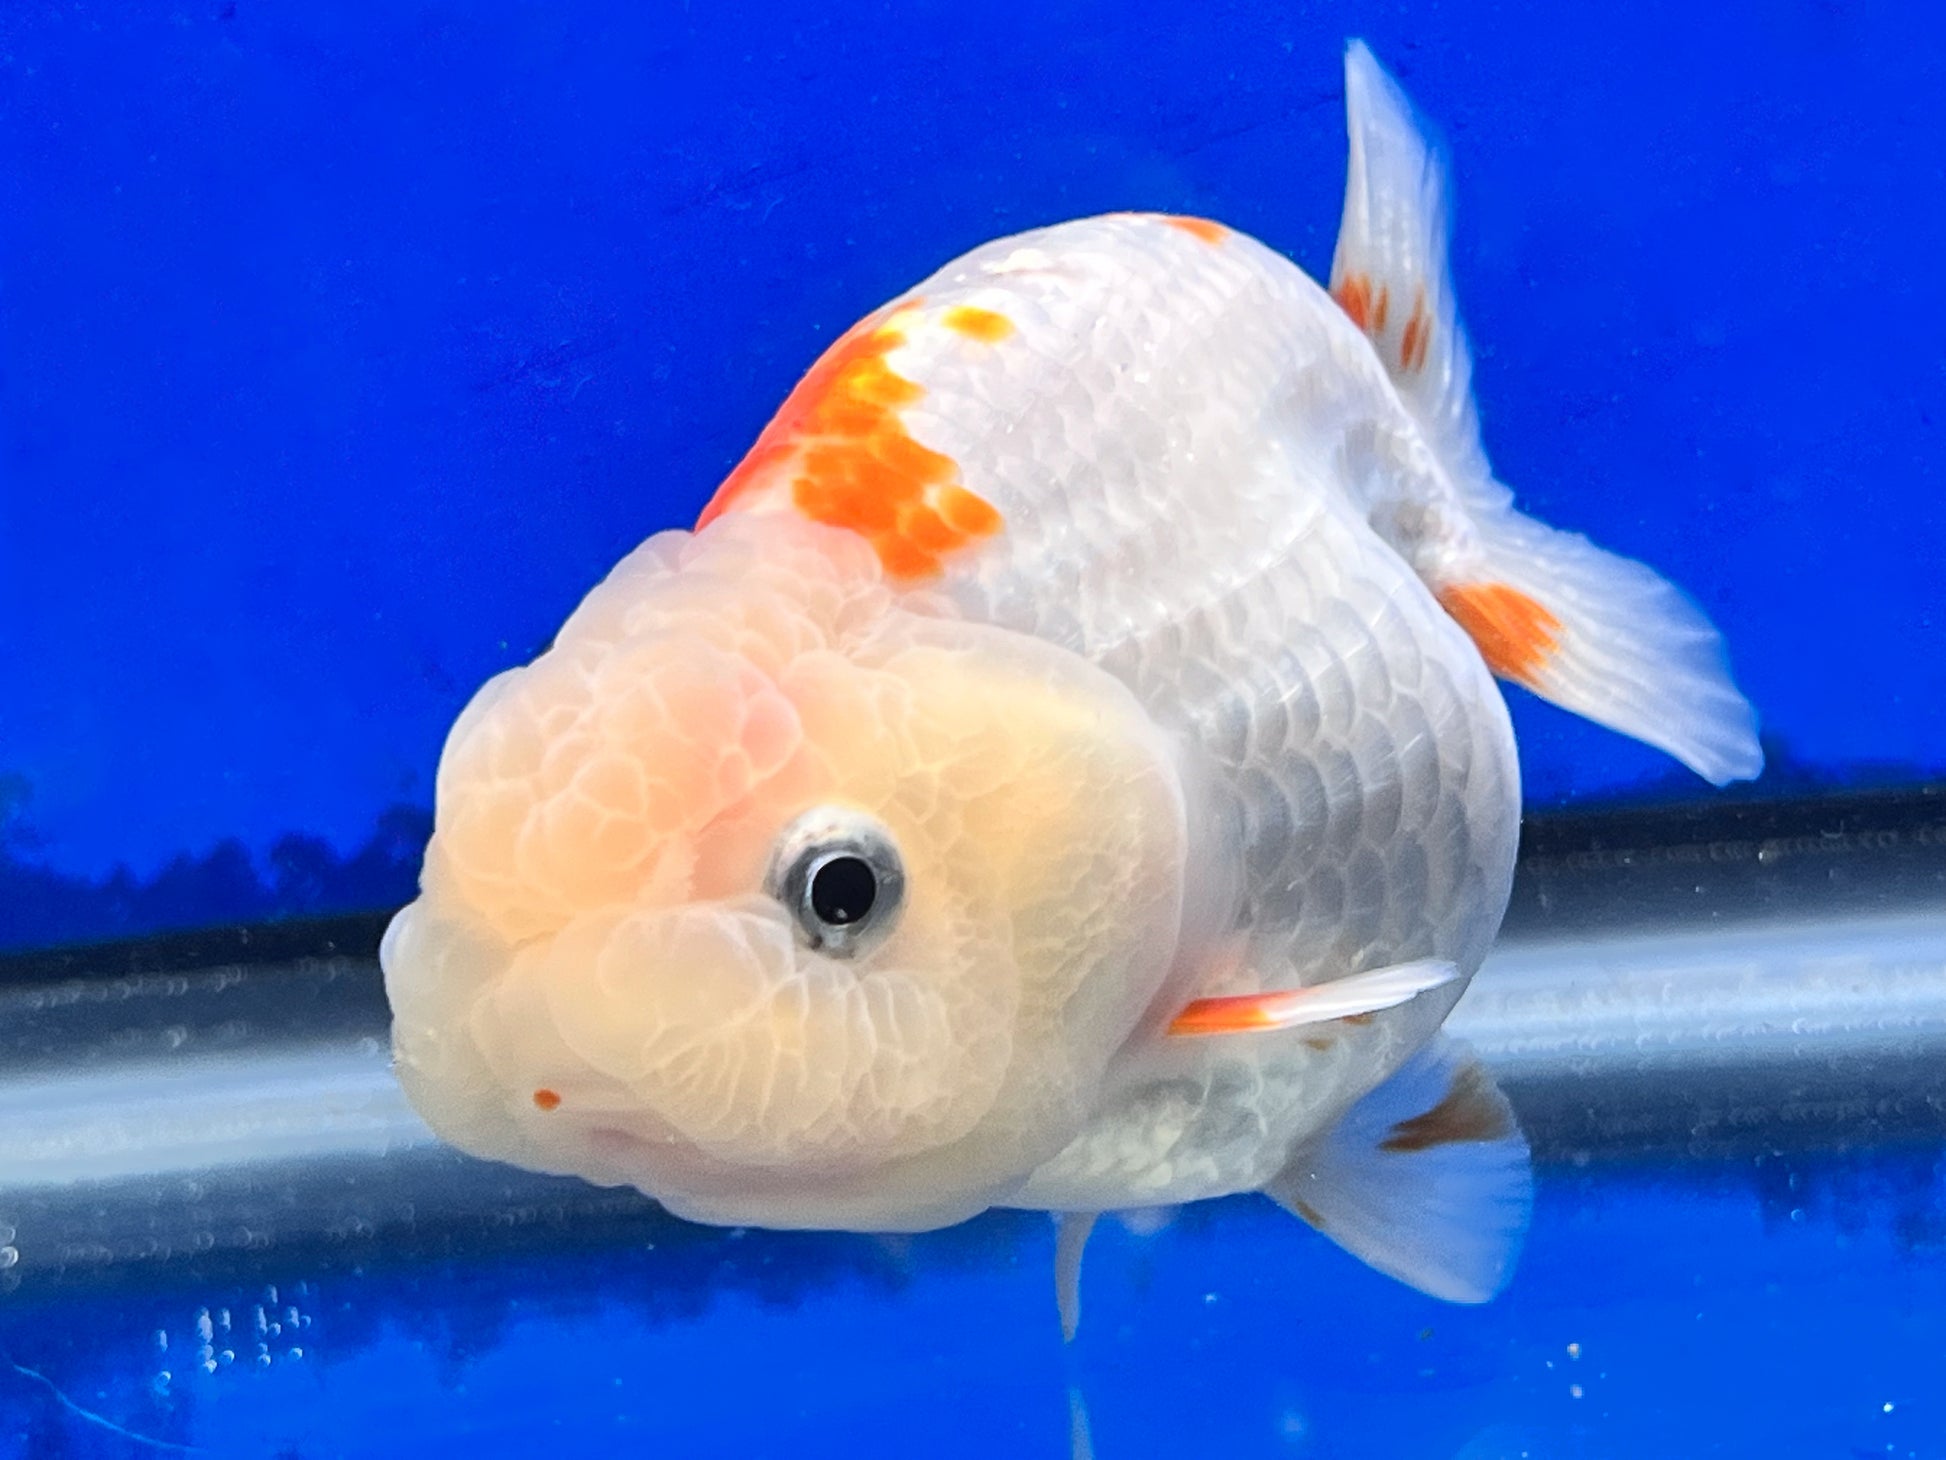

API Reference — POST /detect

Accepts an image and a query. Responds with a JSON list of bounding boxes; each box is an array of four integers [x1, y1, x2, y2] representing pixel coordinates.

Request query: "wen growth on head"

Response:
[[383, 42, 1759, 1315]]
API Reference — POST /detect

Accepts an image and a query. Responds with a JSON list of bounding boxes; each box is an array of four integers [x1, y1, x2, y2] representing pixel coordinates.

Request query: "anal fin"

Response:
[[1265, 1037, 1532, 1303]]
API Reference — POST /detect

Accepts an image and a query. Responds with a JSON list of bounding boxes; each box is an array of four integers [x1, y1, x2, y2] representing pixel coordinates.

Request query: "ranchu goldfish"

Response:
[[382, 42, 1758, 1319]]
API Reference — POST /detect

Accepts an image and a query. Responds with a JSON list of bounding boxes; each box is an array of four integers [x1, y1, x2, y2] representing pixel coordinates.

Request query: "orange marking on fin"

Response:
[[532, 1088, 562, 1111], [1378, 1064, 1512, 1153], [1373, 286, 1391, 332], [943, 305, 1014, 343], [1332, 272, 1373, 332], [1438, 582, 1563, 688], [1160, 215, 1228, 245], [1400, 288, 1431, 373], [695, 298, 1004, 580], [1168, 993, 1283, 1036]]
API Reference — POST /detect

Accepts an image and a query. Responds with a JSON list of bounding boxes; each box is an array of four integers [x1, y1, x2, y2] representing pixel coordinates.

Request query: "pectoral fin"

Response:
[[1167, 958, 1457, 1037], [1265, 1037, 1531, 1303]]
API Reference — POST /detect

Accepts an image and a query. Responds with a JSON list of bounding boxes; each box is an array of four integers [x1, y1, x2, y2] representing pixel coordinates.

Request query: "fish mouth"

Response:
[[492, 896, 1015, 1167], [378, 888, 1017, 1230], [577, 1117, 996, 1232], [450, 892, 1021, 1227]]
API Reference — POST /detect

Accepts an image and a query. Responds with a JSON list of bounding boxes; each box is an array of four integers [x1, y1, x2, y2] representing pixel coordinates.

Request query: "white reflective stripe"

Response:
[[0, 1040, 432, 1187], [2, 907, 1942, 1191], [1450, 909, 1946, 1076]]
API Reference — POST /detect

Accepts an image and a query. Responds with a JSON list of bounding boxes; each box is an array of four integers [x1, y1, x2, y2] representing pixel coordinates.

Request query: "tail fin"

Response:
[[1332, 42, 1495, 510], [1333, 42, 1762, 785], [1437, 520, 1763, 785]]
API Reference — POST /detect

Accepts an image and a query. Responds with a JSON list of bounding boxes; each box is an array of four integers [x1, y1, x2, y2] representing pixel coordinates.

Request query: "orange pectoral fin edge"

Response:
[[1167, 959, 1461, 1037], [1168, 993, 1294, 1036]]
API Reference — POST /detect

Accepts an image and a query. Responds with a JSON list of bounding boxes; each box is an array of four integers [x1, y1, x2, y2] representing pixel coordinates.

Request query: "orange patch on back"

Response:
[[942, 305, 1014, 343], [1438, 582, 1563, 688], [695, 300, 1005, 580], [1378, 1063, 1512, 1153], [1399, 288, 1431, 373], [1332, 272, 1373, 332], [1160, 215, 1228, 245], [532, 1088, 562, 1112]]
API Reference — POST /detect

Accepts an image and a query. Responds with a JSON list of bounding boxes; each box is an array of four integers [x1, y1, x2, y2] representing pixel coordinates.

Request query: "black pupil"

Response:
[[809, 855, 877, 926]]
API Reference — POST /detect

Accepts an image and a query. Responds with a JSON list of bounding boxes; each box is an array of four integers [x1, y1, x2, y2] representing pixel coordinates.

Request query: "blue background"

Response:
[[3, 0, 1942, 944]]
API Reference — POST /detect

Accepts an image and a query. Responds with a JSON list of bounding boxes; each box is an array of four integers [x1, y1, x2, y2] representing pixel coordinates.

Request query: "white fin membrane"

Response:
[[1053, 1211, 1098, 1343], [1264, 1037, 1532, 1304], [1333, 41, 1496, 509], [1459, 514, 1764, 785], [1333, 41, 1762, 785]]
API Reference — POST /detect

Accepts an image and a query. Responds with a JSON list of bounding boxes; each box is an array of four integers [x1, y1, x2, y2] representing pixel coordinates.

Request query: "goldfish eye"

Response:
[[765, 807, 906, 958]]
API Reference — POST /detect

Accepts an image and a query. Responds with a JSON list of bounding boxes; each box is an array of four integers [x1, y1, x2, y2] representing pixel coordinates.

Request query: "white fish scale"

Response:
[[881, 215, 1519, 1205]]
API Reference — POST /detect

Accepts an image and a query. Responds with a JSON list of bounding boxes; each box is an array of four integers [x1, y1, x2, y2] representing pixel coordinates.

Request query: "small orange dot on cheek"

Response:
[[532, 1088, 562, 1111]]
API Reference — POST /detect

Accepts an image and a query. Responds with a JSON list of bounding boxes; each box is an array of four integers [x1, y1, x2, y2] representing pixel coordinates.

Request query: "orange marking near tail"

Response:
[[695, 300, 1004, 580], [1373, 285, 1391, 332], [1333, 272, 1373, 331], [532, 1088, 562, 1111], [1160, 215, 1228, 245], [1438, 582, 1562, 687], [943, 305, 1015, 343], [1400, 288, 1431, 373]]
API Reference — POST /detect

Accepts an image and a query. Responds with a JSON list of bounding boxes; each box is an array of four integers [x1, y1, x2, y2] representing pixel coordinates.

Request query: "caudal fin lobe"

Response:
[[1438, 518, 1764, 785], [1334, 42, 1762, 785]]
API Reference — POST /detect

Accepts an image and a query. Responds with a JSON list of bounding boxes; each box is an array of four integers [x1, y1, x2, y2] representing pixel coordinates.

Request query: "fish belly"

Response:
[[880, 215, 1522, 1208]]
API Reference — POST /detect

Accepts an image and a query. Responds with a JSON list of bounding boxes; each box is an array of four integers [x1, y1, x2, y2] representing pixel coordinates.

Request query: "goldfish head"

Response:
[[382, 515, 1190, 1230]]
